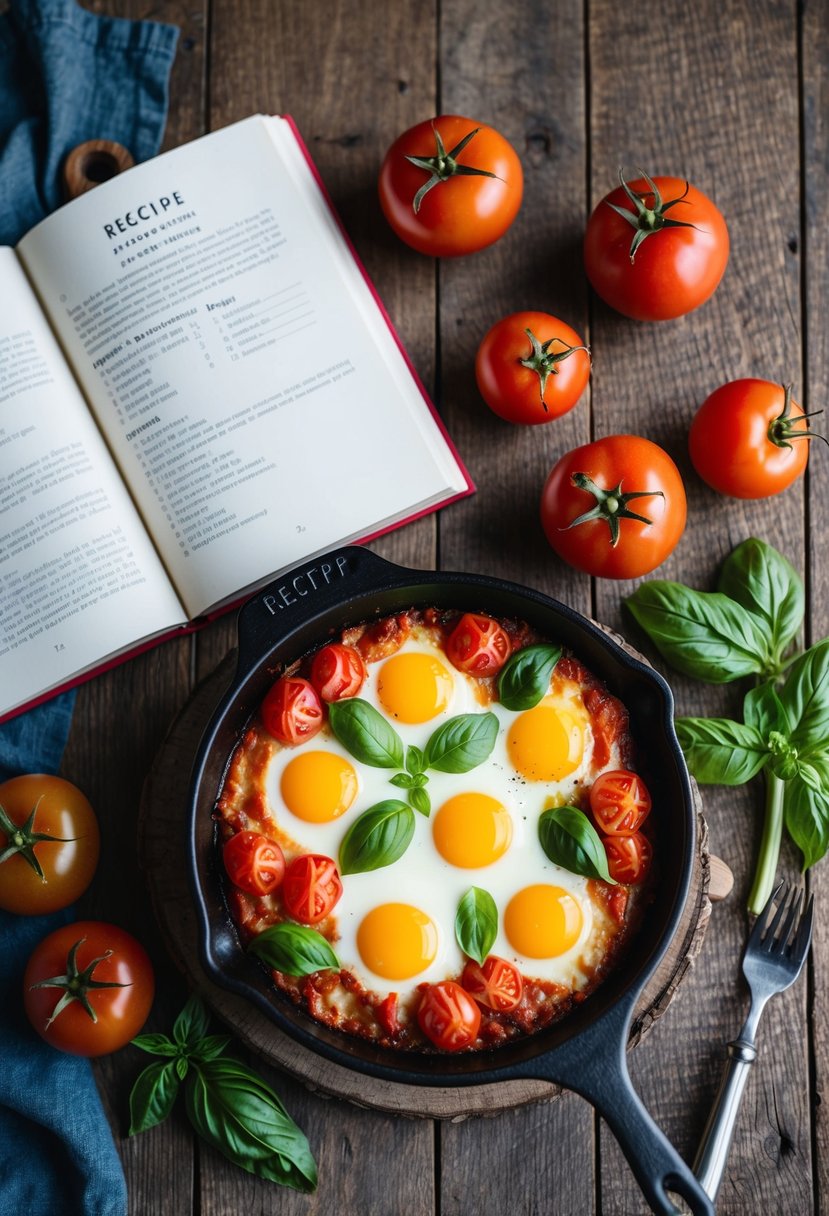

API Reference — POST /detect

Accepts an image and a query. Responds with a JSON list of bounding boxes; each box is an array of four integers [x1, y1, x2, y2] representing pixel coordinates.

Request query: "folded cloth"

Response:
[[0, 4, 178, 1212]]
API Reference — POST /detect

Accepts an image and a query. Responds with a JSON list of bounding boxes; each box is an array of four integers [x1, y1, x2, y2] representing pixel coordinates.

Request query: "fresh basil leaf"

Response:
[[743, 682, 790, 739], [338, 800, 415, 875], [406, 745, 425, 776], [784, 763, 829, 869], [424, 712, 498, 773], [538, 806, 615, 884], [718, 538, 804, 660], [675, 717, 768, 786], [173, 992, 211, 1047], [779, 639, 829, 757], [455, 887, 498, 965], [248, 923, 340, 977], [328, 698, 404, 769], [130, 1032, 178, 1057], [176, 1057, 189, 1081], [409, 786, 431, 817], [389, 773, 414, 789], [625, 582, 771, 683], [129, 1059, 180, 1135], [185, 1056, 317, 1193], [497, 643, 562, 710], [411, 773, 427, 788], [191, 1034, 233, 1064]]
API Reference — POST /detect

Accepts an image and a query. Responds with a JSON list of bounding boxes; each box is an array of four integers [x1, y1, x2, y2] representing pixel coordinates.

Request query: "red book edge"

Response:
[[0, 114, 475, 726]]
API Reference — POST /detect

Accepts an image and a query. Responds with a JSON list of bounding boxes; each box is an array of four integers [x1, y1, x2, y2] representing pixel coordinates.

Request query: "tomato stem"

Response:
[[405, 123, 501, 214], [518, 328, 590, 410], [29, 937, 130, 1027], [607, 167, 699, 262], [563, 473, 664, 547], [0, 798, 75, 881], [768, 383, 829, 450], [747, 771, 785, 916]]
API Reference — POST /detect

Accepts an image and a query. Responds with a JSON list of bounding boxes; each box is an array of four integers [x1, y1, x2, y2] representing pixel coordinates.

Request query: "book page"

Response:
[[0, 248, 186, 717], [18, 116, 469, 619]]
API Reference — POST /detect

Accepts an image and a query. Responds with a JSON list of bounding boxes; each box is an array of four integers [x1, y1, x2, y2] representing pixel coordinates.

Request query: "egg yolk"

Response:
[[377, 651, 453, 723], [504, 884, 584, 958], [357, 903, 438, 979], [507, 698, 586, 781], [433, 793, 513, 868], [280, 751, 358, 822]]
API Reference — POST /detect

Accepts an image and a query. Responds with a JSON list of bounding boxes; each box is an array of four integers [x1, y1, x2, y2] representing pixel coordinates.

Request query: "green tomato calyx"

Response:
[[0, 798, 75, 882], [29, 937, 130, 1027], [564, 473, 664, 547], [607, 168, 699, 262], [519, 328, 590, 410], [406, 124, 500, 214], [767, 383, 828, 451]]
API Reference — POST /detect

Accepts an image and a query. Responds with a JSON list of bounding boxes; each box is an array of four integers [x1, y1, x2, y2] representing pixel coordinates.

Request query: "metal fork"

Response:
[[692, 880, 814, 1202]]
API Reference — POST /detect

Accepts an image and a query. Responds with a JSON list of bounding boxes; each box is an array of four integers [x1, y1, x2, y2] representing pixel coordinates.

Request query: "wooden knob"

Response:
[[63, 139, 135, 200], [708, 854, 735, 902]]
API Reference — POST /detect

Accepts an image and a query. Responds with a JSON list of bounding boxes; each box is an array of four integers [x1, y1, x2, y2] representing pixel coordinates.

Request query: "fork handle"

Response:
[[692, 1037, 757, 1200]]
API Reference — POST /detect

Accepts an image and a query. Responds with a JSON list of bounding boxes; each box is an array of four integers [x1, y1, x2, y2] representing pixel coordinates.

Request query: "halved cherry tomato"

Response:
[[461, 955, 523, 1013], [0, 775, 99, 915], [540, 434, 686, 579], [261, 676, 323, 746], [589, 770, 652, 836], [584, 170, 729, 321], [417, 980, 481, 1051], [378, 115, 523, 258], [223, 831, 285, 896], [445, 613, 511, 676], [310, 643, 366, 702], [603, 833, 653, 885], [23, 921, 154, 1056], [475, 311, 590, 425], [689, 380, 817, 499], [282, 854, 343, 924]]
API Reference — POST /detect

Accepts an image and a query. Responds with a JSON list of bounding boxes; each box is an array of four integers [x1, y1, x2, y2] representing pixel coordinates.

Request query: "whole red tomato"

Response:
[[378, 115, 523, 257], [0, 775, 99, 915], [584, 170, 729, 321], [689, 379, 818, 498], [475, 311, 590, 424], [23, 921, 154, 1056], [540, 435, 687, 579]]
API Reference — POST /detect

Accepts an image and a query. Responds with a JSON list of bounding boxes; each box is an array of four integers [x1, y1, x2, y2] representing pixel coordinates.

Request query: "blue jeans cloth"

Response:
[[0, 3, 178, 1212]]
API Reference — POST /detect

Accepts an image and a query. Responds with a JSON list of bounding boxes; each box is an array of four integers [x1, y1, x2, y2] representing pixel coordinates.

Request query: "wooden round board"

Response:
[[139, 654, 712, 1120]]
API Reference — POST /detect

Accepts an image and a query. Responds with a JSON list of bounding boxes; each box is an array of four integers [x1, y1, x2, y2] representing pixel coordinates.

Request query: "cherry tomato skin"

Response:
[[282, 854, 343, 924], [0, 775, 99, 915], [540, 435, 687, 579], [445, 613, 511, 676], [261, 676, 324, 746], [378, 115, 523, 258], [475, 311, 590, 425], [604, 833, 653, 885], [584, 175, 729, 321], [223, 831, 285, 896], [461, 956, 523, 1012], [689, 379, 810, 499], [23, 921, 154, 1056], [310, 643, 366, 702], [589, 770, 652, 836], [417, 980, 481, 1051]]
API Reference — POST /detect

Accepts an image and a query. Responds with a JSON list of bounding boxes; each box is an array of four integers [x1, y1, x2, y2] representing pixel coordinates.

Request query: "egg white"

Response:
[[262, 630, 622, 1000]]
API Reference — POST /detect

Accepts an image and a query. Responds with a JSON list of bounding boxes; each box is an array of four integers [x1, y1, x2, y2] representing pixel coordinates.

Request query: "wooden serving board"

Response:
[[139, 655, 713, 1120]]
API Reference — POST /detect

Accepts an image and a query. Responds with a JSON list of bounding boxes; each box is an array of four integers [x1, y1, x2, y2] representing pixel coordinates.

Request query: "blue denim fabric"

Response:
[[0, 4, 178, 1211]]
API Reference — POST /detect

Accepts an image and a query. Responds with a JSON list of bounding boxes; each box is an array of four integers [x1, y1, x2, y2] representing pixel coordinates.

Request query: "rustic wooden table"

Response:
[[63, 2, 827, 1212]]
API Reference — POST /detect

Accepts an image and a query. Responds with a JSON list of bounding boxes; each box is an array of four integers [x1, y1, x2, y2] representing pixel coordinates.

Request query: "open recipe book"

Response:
[[0, 115, 472, 722]]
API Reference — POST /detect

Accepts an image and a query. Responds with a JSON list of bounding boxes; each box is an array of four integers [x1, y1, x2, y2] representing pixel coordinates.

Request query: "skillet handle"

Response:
[[235, 545, 405, 680], [534, 999, 714, 1216]]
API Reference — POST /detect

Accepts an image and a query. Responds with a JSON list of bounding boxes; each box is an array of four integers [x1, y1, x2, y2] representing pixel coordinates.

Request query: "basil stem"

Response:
[[748, 771, 785, 917]]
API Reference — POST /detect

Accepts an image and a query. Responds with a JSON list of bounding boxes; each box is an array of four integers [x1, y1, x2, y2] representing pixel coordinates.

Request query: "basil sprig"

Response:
[[455, 887, 498, 965], [339, 800, 415, 874], [129, 994, 317, 1193], [248, 922, 340, 977], [625, 537, 829, 913], [498, 643, 562, 710], [539, 806, 615, 885]]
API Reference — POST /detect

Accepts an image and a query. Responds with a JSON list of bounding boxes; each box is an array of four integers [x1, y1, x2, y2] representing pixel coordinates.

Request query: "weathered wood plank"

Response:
[[588, 1, 811, 1212]]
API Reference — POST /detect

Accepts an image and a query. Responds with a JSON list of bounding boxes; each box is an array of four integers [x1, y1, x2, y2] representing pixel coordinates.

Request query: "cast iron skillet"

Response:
[[187, 546, 713, 1216]]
